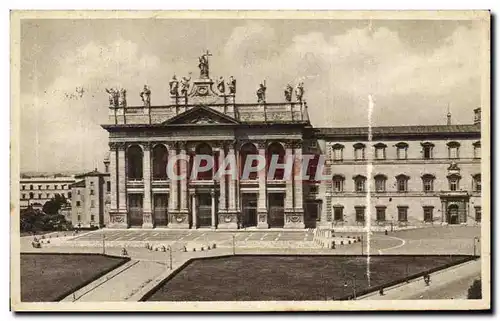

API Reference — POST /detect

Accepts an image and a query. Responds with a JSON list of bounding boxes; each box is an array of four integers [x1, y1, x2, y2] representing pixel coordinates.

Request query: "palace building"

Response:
[[101, 54, 481, 230]]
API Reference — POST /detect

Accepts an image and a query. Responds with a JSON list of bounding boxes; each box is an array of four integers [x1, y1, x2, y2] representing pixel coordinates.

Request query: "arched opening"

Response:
[[447, 204, 459, 225], [127, 145, 143, 180], [240, 143, 258, 180], [267, 142, 285, 180], [195, 143, 213, 180], [152, 144, 168, 180]]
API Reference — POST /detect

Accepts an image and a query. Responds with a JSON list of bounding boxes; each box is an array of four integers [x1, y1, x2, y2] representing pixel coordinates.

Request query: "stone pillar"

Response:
[[167, 143, 188, 228], [211, 190, 216, 229], [284, 143, 294, 212], [441, 200, 446, 225], [192, 193, 197, 229], [179, 142, 189, 214], [218, 142, 238, 229], [257, 141, 269, 228], [108, 143, 125, 228], [116, 143, 128, 227], [142, 143, 153, 228], [218, 144, 227, 213], [285, 141, 305, 229]]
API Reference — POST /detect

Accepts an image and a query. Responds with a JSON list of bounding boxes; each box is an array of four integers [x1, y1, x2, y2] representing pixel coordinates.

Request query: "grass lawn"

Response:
[[146, 255, 473, 301], [21, 253, 129, 302]]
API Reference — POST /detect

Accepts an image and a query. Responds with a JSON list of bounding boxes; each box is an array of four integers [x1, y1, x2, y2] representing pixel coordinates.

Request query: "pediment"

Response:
[[162, 106, 240, 125]]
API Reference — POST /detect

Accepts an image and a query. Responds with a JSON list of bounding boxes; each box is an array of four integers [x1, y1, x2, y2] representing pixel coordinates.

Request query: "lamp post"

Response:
[[232, 235, 236, 255], [102, 233, 106, 255], [167, 245, 172, 270]]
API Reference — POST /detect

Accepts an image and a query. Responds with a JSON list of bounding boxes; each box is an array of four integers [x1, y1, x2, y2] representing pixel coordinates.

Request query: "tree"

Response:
[[20, 207, 44, 232], [42, 193, 67, 215], [467, 279, 482, 299]]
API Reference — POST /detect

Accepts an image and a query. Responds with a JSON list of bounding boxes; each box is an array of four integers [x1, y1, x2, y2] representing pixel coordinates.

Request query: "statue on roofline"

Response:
[[198, 50, 212, 79], [169, 75, 179, 96], [227, 76, 236, 95], [140, 85, 151, 107], [295, 82, 305, 102], [180, 73, 192, 97], [284, 84, 293, 102], [256, 81, 267, 103], [216, 76, 225, 94], [105, 88, 120, 107]]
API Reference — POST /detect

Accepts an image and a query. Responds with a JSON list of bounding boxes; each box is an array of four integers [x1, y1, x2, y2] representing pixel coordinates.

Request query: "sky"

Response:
[[19, 18, 485, 172]]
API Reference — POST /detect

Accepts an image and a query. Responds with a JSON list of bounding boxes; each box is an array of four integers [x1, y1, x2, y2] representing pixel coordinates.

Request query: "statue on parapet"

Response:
[[227, 76, 236, 95], [119, 88, 127, 107], [284, 84, 293, 102], [198, 50, 212, 79], [217, 76, 225, 94], [140, 85, 151, 107], [169, 75, 179, 96], [295, 82, 305, 102], [105, 88, 120, 107], [180, 74, 192, 97], [256, 81, 267, 103]]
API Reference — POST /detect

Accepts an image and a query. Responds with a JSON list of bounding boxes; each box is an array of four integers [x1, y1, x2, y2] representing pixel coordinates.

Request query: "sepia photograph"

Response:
[[10, 10, 490, 311]]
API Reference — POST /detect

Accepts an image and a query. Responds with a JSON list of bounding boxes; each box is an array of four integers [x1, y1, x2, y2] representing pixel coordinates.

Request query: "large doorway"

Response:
[[153, 194, 168, 227], [197, 193, 212, 227], [128, 194, 143, 227], [268, 193, 285, 227], [241, 194, 258, 228], [447, 204, 459, 224], [305, 201, 321, 228]]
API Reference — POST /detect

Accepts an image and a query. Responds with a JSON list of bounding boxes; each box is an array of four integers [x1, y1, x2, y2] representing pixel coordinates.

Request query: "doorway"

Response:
[[268, 193, 285, 227], [153, 194, 168, 227], [128, 194, 143, 227], [447, 204, 459, 224], [305, 201, 321, 228], [241, 194, 258, 228], [197, 193, 212, 227]]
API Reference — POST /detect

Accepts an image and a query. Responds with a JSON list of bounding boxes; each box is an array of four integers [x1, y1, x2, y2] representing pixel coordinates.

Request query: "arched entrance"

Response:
[[447, 204, 459, 224]]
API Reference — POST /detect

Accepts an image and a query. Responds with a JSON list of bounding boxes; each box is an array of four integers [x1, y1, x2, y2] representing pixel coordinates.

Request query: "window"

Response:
[[396, 142, 409, 160], [374, 143, 387, 160], [422, 174, 435, 192], [91, 200, 95, 208], [447, 141, 460, 159], [68, 192, 72, 199], [310, 141, 318, 148], [46, 185, 50, 189], [77, 190, 81, 195], [55, 185, 58, 190], [76, 201, 81, 207], [448, 174, 460, 191], [38, 193, 42, 199], [423, 206, 434, 222], [21, 185, 25, 190], [29, 192, 34, 199], [421, 142, 434, 159], [90, 189, 95, 195], [309, 186, 318, 194], [473, 174, 481, 192], [333, 206, 343, 221], [332, 175, 345, 193], [29, 185, 33, 190], [90, 215, 95, 221], [47, 193, 51, 198], [374, 174, 387, 192], [38, 185, 42, 190], [332, 143, 344, 161], [77, 215, 81, 221], [61, 185, 65, 190], [22, 194, 26, 199], [473, 141, 481, 159], [106, 181, 111, 192], [353, 175, 366, 192], [376, 206, 386, 221], [396, 174, 409, 192], [353, 143, 365, 160], [355, 206, 365, 222], [475, 206, 481, 222], [398, 206, 408, 222]]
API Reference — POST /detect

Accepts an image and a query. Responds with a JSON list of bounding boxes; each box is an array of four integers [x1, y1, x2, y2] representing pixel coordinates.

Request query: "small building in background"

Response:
[[70, 168, 110, 229]]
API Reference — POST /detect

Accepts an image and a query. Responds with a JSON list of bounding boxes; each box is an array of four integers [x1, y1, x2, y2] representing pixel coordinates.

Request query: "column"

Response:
[[168, 143, 179, 228], [285, 141, 305, 229], [142, 142, 153, 228], [284, 143, 294, 212], [257, 141, 269, 228], [217, 142, 238, 229], [117, 143, 128, 227], [109, 143, 118, 212], [211, 190, 216, 229], [192, 193, 197, 229], [218, 144, 227, 213], [227, 144, 237, 212], [179, 142, 189, 214], [441, 200, 446, 224]]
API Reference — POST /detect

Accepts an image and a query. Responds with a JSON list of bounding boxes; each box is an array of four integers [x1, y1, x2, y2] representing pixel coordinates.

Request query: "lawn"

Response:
[[145, 255, 473, 301], [21, 253, 129, 302]]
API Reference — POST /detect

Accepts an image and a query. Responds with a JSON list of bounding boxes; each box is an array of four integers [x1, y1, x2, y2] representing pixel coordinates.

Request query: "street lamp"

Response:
[[167, 245, 173, 270], [102, 233, 106, 255], [232, 235, 236, 255]]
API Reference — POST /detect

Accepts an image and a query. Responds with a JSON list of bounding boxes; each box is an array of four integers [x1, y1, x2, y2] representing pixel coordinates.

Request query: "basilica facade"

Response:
[[101, 56, 482, 230]]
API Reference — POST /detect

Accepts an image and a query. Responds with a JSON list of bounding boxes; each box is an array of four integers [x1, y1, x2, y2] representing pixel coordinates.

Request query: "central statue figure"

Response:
[[198, 50, 212, 79]]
